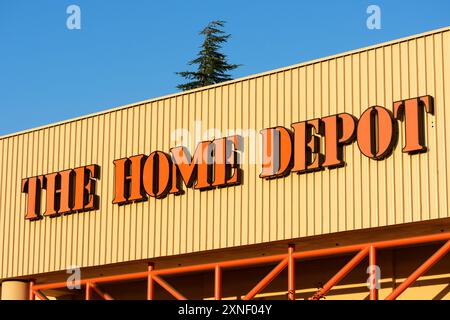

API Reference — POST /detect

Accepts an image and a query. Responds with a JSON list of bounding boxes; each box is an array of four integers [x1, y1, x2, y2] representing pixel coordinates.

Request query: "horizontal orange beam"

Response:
[[152, 253, 288, 276], [33, 271, 150, 291], [292, 231, 450, 261], [31, 231, 450, 293]]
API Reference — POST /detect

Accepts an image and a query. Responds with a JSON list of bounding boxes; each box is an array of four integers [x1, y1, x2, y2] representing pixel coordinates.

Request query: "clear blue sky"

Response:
[[1, 0, 450, 135]]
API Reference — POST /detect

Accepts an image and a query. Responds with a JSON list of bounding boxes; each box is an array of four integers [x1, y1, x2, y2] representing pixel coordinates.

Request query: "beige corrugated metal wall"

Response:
[[1, 27, 449, 279]]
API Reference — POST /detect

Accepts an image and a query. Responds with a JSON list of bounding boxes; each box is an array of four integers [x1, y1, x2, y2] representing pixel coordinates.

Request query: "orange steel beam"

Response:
[[90, 283, 113, 300], [31, 256, 288, 292], [32, 270, 150, 291], [369, 245, 378, 300], [147, 263, 154, 300], [309, 246, 370, 300], [33, 290, 49, 301], [385, 239, 450, 300], [152, 254, 288, 277], [215, 265, 222, 300], [369, 232, 450, 249], [30, 232, 450, 300], [29, 280, 35, 300], [32, 231, 450, 292], [86, 282, 91, 300], [152, 275, 187, 300], [292, 232, 450, 261], [288, 244, 295, 300], [243, 258, 288, 300]]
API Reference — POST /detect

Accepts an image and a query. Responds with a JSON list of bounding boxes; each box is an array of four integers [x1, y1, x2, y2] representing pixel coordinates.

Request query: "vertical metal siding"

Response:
[[0, 28, 449, 279]]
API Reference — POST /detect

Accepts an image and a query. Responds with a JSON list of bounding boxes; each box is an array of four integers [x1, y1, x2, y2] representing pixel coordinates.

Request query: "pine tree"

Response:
[[176, 20, 240, 91]]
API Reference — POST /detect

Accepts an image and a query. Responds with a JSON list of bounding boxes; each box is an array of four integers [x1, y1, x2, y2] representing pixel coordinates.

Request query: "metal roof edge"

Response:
[[2, 25, 449, 140]]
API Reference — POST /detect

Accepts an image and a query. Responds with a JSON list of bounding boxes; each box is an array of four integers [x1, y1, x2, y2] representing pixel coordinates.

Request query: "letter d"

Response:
[[260, 127, 293, 179]]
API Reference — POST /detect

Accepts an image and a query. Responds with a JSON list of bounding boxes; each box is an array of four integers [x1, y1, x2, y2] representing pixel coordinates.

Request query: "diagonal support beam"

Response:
[[386, 240, 450, 300], [33, 290, 49, 301], [90, 283, 114, 300], [309, 246, 370, 300], [243, 258, 288, 300], [152, 275, 187, 300]]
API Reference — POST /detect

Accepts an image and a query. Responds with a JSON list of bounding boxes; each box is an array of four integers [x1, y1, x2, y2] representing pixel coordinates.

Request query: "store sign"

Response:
[[22, 95, 434, 220], [22, 165, 100, 220], [111, 135, 243, 205], [260, 95, 433, 179]]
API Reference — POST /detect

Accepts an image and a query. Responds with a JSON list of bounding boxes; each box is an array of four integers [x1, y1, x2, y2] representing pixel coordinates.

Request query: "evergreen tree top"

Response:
[[176, 20, 241, 91]]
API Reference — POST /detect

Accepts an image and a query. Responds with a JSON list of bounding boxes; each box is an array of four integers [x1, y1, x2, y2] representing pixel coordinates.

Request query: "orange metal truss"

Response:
[[29, 232, 450, 300]]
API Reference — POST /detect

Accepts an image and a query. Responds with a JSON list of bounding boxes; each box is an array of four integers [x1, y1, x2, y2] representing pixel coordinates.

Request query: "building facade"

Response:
[[1, 26, 450, 300]]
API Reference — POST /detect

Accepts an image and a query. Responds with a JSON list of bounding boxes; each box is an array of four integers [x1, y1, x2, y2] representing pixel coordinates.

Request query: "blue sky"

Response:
[[1, 0, 450, 135]]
